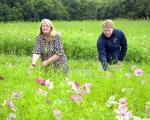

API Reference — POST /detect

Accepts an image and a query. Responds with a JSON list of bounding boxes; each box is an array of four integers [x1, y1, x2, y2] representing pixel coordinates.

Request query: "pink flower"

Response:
[[0, 76, 4, 80], [83, 83, 92, 93], [74, 82, 80, 87], [35, 77, 42, 83], [134, 68, 143, 76], [71, 95, 83, 104], [53, 109, 62, 120], [12, 90, 22, 98], [114, 107, 132, 120], [119, 98, 127, 108], [77, 89, 85, 96], [71, 82, 80, 93], [8, 100, 16, 112], [41, 80, 46, 86], [35, 77, 47, 86]]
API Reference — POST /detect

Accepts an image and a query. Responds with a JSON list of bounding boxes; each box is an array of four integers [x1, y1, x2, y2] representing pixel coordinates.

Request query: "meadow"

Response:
[[0, 20, 150, 120], [0, 20, 150, 60]]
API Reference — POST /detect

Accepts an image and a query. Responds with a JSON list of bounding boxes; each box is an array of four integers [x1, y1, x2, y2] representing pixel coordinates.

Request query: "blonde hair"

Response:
[[101, 19, 114, 29], [38, 19, 58, 37]]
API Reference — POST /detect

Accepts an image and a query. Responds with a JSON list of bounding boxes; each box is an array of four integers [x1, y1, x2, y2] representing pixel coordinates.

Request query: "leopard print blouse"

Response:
[[33, 33, 68, 74]]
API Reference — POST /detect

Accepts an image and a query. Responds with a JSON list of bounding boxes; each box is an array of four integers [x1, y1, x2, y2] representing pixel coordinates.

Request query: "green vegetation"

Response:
[[0, 20, 150, 119], [0, 55, 150, 119], [0, 20, 150, 61]]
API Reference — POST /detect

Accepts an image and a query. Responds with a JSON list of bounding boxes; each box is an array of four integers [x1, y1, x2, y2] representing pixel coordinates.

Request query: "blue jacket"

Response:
[[97, 29, 127, 71]]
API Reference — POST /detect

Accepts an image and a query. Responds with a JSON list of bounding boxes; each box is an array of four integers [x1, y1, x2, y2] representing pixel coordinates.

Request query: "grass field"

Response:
[[0, 55, 150, 120], [0, 20, 150, 60], [0, 20, 150, 120]]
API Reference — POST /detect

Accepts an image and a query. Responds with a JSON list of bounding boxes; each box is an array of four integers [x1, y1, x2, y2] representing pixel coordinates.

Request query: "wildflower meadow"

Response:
[[0, 20, 150, 120]]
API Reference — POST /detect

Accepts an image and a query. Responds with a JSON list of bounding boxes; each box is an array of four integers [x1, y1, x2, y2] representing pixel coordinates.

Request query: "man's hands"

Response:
[[117, 60, 122, 66]]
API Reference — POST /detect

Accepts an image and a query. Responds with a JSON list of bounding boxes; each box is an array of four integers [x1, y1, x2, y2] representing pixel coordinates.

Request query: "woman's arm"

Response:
[[32, 54, 41, 66], [42, 54, 60, 67]]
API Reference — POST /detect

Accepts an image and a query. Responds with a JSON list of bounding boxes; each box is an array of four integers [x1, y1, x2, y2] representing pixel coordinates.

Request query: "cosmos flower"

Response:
[[53, 109, 62, 120], [35, 77, 43, 83], [114, 107, 132, 120], [2, 100, 7, 106], [41, 80, 46, 86], [12, 90, 22, 99], [131, 65, 137, 70], [53, 99, 62, 105], [105, 96, 118, 108], [134, 69, 143, 76], [70, 95, 83, 104], [36, 88, 48, 96], [45, 80, 53, 90], [119, 98, 127, 108], [71, 82, 80, 93], [8, 100, 16, 112], [6, 113, 16, 120], [83, 83, 92, 94]]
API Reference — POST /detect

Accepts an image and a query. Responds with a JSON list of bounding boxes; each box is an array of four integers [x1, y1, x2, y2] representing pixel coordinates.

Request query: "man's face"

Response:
[[103, 27, 113, 38]]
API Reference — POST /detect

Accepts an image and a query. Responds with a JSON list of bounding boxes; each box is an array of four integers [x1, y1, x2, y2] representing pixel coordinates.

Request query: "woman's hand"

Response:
[[28, 64, 35, 74], [42, 60, 50, 67]]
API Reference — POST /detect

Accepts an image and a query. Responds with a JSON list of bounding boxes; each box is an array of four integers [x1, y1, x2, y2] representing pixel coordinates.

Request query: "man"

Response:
[[97, 19, 127, 71]]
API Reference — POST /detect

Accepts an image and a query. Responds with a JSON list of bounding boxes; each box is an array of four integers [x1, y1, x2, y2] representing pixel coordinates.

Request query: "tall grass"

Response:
[[0, 55, 150, 120], [0, 20, 150, 61]]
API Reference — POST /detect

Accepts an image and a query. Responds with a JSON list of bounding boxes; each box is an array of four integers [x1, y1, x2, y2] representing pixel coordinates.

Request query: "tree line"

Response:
[[0, 0, 150, 21]]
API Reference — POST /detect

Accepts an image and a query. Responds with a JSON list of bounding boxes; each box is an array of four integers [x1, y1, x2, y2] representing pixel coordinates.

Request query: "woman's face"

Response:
[[41, 22, 51, 35]]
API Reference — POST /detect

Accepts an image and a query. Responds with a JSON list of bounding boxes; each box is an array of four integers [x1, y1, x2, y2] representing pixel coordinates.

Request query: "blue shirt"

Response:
[[97, 29, 127, 71]]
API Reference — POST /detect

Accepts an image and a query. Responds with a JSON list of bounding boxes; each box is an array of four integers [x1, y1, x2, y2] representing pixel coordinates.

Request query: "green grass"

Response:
[[0, 20, 150, 119], [0, 20, 150, 60], [0, 55, 150, 120]]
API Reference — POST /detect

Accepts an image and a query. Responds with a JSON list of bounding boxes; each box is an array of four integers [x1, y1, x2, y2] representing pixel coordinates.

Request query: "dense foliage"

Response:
[[0, 0, 150, 21]]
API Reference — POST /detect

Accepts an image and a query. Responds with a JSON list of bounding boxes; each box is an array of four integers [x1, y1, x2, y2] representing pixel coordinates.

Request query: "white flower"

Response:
[[131, 65, 137, 70], [36, 88, 48, 96], [53, 99, 63, 105], [6, 113, 16, 120], [2, 100, 7, 106], [105, 96, 118, 108], [45, 80, 53, 90], [109, 96, 116, 101], [53, 109, 62, 120]]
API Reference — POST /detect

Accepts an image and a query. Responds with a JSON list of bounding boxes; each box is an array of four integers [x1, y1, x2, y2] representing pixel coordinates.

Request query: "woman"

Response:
[[31, 19, 68, 74]]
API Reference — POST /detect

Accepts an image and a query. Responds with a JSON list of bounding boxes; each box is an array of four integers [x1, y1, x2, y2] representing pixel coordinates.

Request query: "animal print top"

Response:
[[33, 33, 68, 74]]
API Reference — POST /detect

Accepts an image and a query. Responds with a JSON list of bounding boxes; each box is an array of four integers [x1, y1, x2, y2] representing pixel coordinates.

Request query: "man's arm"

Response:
[[118, 31, 127, 61], [97, 37, 108, 71]]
